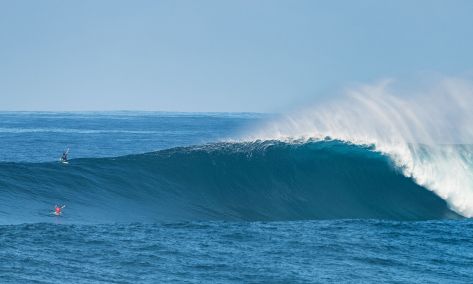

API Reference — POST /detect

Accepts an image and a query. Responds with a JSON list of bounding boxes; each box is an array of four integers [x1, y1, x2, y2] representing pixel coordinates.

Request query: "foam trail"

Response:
[[246, 78, 473, 217]]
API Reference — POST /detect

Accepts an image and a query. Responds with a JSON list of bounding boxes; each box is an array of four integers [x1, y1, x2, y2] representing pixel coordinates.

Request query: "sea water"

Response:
[[0, 112, 472, 283]]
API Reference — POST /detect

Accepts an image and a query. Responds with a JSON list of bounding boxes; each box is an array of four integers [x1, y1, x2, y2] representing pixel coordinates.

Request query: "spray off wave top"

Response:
[[1, 78, 471, 224], [246, 78, 473, 217]]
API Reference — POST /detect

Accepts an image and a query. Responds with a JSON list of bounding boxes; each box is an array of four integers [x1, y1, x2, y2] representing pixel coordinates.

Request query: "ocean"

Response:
[[1, 112, 472, 283]]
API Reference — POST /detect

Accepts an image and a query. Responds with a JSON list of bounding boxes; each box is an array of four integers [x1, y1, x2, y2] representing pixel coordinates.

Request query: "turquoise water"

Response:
[[0, 112, 471, 283]]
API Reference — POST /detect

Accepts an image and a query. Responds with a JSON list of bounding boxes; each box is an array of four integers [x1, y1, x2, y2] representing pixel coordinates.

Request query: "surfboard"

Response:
[[60, 159, 69, 164]]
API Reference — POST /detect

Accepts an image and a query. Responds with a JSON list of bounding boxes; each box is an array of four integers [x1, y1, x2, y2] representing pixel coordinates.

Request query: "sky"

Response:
[[0, 0, 472, 112]]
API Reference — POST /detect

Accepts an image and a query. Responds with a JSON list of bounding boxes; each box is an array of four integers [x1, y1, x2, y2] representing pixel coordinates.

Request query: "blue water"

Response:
[[0, 111, 263, 162], [1, 112, 472, 283]]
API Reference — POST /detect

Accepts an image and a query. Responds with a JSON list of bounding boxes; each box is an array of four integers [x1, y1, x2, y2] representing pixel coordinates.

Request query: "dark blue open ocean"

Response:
[[1, 112, 472, 283]]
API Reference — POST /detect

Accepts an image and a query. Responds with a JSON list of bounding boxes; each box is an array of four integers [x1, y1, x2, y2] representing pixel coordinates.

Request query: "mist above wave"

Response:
[[246, 78, 473, 217]]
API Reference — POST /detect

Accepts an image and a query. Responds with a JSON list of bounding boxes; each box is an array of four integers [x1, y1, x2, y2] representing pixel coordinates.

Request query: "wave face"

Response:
[[0, 141, 460, 224]]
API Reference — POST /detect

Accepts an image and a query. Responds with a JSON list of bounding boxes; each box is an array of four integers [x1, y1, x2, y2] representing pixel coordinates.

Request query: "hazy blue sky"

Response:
[[1, 0, 472, 112]]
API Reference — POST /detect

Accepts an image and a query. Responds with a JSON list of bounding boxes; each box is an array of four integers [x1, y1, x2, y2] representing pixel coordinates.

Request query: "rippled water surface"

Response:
[[2, 220, 472, 283]]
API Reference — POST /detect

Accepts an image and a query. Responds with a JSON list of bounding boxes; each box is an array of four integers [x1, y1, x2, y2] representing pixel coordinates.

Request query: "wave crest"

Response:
[[245, 78, 473, 217]]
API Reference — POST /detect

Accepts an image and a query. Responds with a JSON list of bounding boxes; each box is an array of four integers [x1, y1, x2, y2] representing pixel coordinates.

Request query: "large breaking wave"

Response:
[[0, 141, 460, 224], [2, 78, 472, 224], [245, 77, 473, 218]]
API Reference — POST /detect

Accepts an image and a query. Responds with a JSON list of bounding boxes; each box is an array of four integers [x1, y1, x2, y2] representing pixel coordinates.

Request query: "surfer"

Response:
[[60, 148, 69, 163], [61, 150, 68, 162], [54, 205, 65, 216]]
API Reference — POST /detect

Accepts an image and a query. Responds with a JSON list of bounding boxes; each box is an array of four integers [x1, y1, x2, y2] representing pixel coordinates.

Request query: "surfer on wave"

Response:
[[54, 205, 65, 216], [61, 149, 69, 163]]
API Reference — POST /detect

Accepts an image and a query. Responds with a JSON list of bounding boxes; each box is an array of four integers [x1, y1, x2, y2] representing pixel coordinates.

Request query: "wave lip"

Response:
[[0, 141, 461, 224]]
